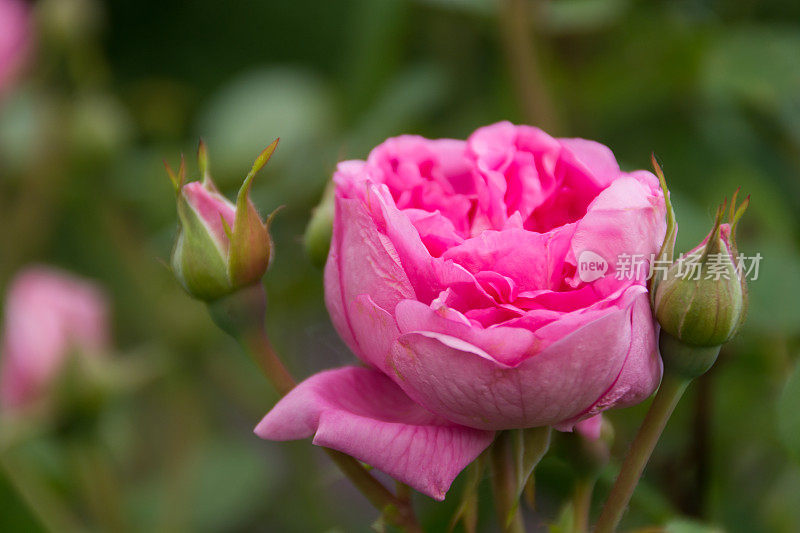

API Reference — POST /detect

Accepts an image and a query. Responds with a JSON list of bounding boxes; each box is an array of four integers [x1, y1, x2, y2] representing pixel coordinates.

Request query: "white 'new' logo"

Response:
[[577, 250, 608, 283]]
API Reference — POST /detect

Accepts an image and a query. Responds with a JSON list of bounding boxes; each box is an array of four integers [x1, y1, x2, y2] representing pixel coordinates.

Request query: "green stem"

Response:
[[594, 374, 689, 533], [490, 432, 525, 533], [240, 328, 296, 396], [572, 478, 595, 533], [238, 323, 421, 532]]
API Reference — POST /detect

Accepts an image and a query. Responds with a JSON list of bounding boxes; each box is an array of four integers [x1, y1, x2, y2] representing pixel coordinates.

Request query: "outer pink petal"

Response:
[[389, 287, 648, 430], [324, 195, 415, 370], [567, 175, 666, 287], [348, 295, 402, 373], [323, 240, 359, 356], [254, 367, 495, 500], [563, 291, 662, 423]]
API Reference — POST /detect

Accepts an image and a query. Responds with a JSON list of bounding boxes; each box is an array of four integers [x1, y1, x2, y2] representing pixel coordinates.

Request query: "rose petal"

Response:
[[395, 299, 538, 367], [442, 229, 550, 292], [182, 182, 236, 252], [369, 184, 477, 304], [347, 295, 401, 373], [559, 138, 620, 188], [389, 288, 648, 430], [324, 195, 415, 369], [254, 367, 495, 500], [568, 175, 666, 287], [565, 290, 662, 422]]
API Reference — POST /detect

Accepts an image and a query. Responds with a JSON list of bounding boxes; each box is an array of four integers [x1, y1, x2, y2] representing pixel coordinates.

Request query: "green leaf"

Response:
[[164, 154, 187, 194], [778, 360, 800, 464], [513, 426, 552, 501], [244, 139, 279, 183], [448, 457, 484, 533], [489, 428, 552, 530], [197, 139, 211, 185]]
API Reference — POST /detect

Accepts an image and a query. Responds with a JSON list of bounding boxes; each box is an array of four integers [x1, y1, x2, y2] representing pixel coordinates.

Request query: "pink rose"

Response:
[[257, 122, 666, 499], [0, 267, 109, 411], [0, 0, 32, 95]]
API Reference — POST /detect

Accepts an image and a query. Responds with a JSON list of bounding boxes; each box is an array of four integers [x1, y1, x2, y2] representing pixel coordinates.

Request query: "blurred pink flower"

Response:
[[257, 122, 666, 499], [0, 0, 32, 94], [0, 267, 109, 411]]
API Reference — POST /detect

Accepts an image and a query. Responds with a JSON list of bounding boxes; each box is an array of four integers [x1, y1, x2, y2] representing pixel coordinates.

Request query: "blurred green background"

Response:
[[1, 0, 800, 531]]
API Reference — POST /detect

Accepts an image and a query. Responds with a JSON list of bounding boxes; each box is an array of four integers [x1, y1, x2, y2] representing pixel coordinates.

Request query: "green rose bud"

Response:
[[649, 157, 750, 379], [303, 179, 334, 268], [654, 197, 749, 348], [167, 140, 279, 302]]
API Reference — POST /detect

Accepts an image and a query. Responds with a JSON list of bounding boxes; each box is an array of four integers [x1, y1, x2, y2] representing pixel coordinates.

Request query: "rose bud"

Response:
[[654, 195, 748, 346], [167, 140, 279, 302], [653, 191, 749, 377], [0, 267, 109, 412], [303, 179, 334, 267]]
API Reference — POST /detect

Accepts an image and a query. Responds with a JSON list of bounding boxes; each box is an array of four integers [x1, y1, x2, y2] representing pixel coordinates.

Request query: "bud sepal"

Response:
[[658, 331, 721, 380]]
